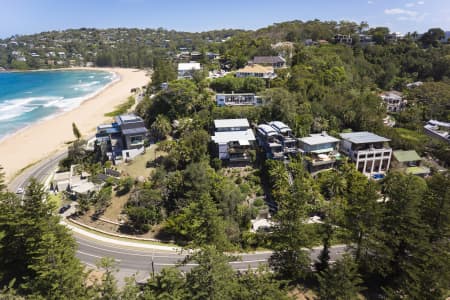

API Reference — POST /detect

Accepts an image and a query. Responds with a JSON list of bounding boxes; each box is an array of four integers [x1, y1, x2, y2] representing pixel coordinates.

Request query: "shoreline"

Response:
[[0, 69, 120, 144], [0, 67, 149, 182]]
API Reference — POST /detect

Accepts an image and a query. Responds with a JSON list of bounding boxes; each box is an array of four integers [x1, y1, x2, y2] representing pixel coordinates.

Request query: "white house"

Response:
[[177, 62, 201, 79], [211, 119, 256, 163], [380, 91, 406, 112], [216, 93, 263, 106], [339, 131, 392, 177]]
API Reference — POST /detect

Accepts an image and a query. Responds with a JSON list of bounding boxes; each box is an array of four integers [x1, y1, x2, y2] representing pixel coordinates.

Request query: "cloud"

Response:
[[368, 0, 374, 4], [417, 1, 425, 4], [384, 8, 418, 17], [405, 2, 415, 7]]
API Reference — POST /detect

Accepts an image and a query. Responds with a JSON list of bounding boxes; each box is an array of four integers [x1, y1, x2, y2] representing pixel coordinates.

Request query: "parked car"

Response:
[[16, 187, 24, 194], [59, 204, 71, 214]]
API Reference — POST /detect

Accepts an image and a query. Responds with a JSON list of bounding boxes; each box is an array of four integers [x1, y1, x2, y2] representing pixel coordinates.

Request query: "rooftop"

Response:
[[257, 124, 277, 136], [299, 133, 340, 145], [178, 62, 201, 71], [115, 114, 144, 124], [269, 121, 291, 133], [212, 129, 256, 144], [339, 131, 390, 144], [236, 64, 274, 74], [393, 150, 421, 162], [252, 56, 286, 64], [214, 118, 250, 129]]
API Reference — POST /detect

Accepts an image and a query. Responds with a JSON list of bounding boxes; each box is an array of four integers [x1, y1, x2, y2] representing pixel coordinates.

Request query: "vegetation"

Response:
[[104, 96, 136, 117]]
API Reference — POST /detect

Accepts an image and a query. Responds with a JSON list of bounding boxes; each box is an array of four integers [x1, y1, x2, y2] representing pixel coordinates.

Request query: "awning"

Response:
[[238, 139, 250, 146], [311, 147, 334, 154], [406, 166, 430, 175]]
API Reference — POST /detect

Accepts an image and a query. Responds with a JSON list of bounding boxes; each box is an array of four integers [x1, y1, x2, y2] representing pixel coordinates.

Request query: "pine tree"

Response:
[[72, 122, 82, 140], [317, 255, 364, 300], [95, 257, 119, 300]]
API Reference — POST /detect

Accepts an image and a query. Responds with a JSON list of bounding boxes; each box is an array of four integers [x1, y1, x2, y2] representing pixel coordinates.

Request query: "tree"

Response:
[[420, 28, 445, 47], [317, 255, 364, 300], [150, 114, 171, 141], [95, 257, 119, 300], [0, 165, 6, 192], [143, 267, 187, 299], [72, 122, 82, 140]]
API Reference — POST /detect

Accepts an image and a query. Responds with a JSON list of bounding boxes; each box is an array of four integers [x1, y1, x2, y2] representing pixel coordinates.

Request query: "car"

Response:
[[59, 204, 71, 214], [16, 187, 24, 194]]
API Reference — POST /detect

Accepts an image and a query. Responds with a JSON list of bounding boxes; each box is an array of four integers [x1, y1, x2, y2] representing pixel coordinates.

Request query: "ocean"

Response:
[[0, 69, 117, 140]]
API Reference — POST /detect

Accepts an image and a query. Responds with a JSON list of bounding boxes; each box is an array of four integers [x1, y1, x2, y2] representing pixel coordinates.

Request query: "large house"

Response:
[[339, 131, 392, 177], [211, 119, 256, 164], [380, 91, 406, 113], [256, 124, 285, 160], [235, 64, 276, 79], [249, 56, 286, 69], [216, 93, 263, 106], [392, 150, 430, 177], [424, 120, 450, 144], [96, 114, 148, 162], [177, 62, 201, 79], [298, 132, 341, 174], [268, 121, 298, 155]]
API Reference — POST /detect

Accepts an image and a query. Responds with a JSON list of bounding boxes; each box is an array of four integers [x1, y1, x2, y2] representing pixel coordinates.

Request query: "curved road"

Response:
[[8, 152, 348, 284]]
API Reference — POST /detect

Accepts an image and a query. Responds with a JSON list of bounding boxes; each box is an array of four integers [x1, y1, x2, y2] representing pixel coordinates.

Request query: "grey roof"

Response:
[[339, 131, 390, 144], [122, 127, 148, 135], [269, 121, 291, 133], [257, 124, 277, 135], [299, 133, 340, 145], [214, 119, 249, 129], [252, 56, 285, 64], [115, 114, 144, 125]]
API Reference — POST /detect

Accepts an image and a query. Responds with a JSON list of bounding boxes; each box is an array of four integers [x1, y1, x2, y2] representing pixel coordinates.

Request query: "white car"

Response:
[[16, 187, 24, 194]]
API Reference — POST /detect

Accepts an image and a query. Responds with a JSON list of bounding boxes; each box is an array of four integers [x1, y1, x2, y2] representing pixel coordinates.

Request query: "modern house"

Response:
[[177, 62, 201, 79], [339, 131, 392, 177], [256, 124, 285, 160], [268, 121, 298, 155], [249, 56, 286, 69], [424, 120, 450, 144], [380, 91, 406, 112], [211, 119, 256, 164], [298, 132, 341, 174], [235, 64, 276, 79], [216, 93, 263, 106], [96, 114, 148, 162], [392, 150, 430, 177], [334, 34, 352, 44]]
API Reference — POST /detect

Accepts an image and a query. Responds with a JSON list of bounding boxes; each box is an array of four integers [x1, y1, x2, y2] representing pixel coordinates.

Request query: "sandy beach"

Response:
[[0, 67, 149, 181]]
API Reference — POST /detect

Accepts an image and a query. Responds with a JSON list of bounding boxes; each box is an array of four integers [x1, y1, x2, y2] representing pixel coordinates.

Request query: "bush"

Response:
[[253, 198, 264, 208]]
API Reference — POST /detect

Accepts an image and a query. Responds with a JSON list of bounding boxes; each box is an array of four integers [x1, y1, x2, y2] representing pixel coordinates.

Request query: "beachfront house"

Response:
[[211, 119, 256, 164], [424, 120, 450, 144], [249, 56, 286, 69], [339, 131, 392, 178], [95, 114, 148, 162], [235, 64, 276, 79], [216, 93, 264, 107], [298, 132, 341, 174], [392, 150, 430, 177], [177, 62, 201, 79]]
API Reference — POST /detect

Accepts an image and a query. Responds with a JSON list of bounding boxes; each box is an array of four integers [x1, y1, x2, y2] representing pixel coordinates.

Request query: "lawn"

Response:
[[116, 144, 167, 179], [394, 127, 428, 144]]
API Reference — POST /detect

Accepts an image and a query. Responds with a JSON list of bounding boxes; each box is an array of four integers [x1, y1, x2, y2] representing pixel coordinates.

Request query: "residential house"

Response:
[[298, 132, 341, 174], [406, 81, 423, 89], [424, 120, 450, 144], [380, 91, 406, 112], [268, 121, 298, 155], [216, 93, 263, 106], [392, 150, 430, 177], [96, 114, 148, 162], [235, 64, 276, 79], [385, 32, 404, 42], [211, 119, 256, 164], [249, 56, 286, 69], [177, 62, 201, 79], [256, 124, 285, 160], [334, 34, 352, 44], [339, 131, 392, 177]]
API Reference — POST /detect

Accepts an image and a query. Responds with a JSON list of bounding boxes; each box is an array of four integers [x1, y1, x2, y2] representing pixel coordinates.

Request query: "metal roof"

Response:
[[269, 121, 291, 133], [393, 150, 421, 162], [257, 124, 277, 135], [252, 56, 286, 64], [339, 131, 390, 144], [212, 129, 255, 144], [299, 133, 340, 145], [214, 119, 249, 129], [178, 62, 201, 71]]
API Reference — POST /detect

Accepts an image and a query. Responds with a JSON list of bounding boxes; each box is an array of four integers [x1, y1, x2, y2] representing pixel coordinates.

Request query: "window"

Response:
[[130, 135, 143, 145]]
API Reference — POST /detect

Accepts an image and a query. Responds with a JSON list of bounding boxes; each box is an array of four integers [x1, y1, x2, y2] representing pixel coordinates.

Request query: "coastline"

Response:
[[0, 68, 120, 144], [0, 67, 149, 182]]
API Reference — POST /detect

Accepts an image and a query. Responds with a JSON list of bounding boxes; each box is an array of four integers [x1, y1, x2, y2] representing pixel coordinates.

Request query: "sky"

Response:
[[1, 0, 449, 38]]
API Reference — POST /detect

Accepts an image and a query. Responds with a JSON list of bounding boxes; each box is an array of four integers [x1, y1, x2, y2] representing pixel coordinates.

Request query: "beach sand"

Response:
[[0, 67, 149, 181]]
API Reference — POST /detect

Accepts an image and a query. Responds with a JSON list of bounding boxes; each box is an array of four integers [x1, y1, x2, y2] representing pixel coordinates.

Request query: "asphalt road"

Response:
[[8, 151, 348, 285]]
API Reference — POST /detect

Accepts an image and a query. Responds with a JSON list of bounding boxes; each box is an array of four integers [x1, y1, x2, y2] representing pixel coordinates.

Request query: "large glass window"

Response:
[[130, 135, 143, 145]]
